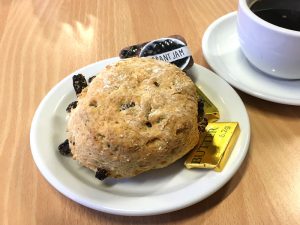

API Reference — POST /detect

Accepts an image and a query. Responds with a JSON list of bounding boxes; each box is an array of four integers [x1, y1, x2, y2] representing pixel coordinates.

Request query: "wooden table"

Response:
[[1, 0, 300, 224]]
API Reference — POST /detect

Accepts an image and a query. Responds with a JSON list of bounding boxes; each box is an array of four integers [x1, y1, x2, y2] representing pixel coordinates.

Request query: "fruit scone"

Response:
[[66, 57, 204, 180]]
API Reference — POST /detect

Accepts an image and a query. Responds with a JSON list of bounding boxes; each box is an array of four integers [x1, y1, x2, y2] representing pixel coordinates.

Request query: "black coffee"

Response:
[[250, 0, 300, 31]]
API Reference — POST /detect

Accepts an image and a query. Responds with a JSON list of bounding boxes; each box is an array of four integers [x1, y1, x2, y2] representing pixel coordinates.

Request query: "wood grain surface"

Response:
[[1, 0, 300, 224]]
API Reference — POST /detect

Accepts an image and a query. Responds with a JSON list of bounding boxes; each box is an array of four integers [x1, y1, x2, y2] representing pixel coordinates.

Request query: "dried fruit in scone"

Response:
[[67, 57, 201, 179]]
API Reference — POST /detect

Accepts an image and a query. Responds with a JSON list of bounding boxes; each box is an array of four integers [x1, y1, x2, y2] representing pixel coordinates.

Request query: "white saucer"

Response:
[[30, 57, 250, 216], [202, 12, 300, 105]]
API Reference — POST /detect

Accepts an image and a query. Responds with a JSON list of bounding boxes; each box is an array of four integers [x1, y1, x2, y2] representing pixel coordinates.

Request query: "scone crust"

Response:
[[67, 58, 199, 178]]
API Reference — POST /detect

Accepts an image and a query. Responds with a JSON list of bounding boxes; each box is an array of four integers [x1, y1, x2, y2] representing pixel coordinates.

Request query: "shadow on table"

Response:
[[237, 90, 300, 119]]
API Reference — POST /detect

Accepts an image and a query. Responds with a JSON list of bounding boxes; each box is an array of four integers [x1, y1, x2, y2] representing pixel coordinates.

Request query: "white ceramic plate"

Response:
[[202, 12, 300, 105], [30, 57, 250, 216]]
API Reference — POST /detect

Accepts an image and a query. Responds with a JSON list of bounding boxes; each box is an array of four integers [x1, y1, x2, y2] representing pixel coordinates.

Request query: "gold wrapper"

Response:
[[185, 122, 240, 172], [195, 85, 220, 122]]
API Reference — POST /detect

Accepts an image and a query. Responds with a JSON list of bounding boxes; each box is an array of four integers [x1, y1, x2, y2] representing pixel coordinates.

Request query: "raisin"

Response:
[[73, 74, 87, 95], [198, 118, 208, 132], [120, 45, 139, 58], [66, 101, 78, 113], [198, 99, 205, 120], [58, 139, 71, 155], [89, 100, 97, 107], [120, 101, 135, 110], [154, 81, 160, 87], [95, 168, 109, 180], [120, 49, 128, 57], [146, 122, 152, 127], [88, 76, 96, 83]]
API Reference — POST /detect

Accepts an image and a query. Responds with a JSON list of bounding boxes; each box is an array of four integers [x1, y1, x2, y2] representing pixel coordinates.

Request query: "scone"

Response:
[[67, 57, 200, 179]]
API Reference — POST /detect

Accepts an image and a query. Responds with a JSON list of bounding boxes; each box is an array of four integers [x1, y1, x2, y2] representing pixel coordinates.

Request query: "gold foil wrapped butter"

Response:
[[195, 86, 220, 122], [185, 122, 240, 172]]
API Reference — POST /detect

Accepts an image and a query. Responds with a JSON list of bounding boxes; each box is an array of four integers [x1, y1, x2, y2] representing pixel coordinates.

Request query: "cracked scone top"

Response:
[[67, 57, 200, 179]]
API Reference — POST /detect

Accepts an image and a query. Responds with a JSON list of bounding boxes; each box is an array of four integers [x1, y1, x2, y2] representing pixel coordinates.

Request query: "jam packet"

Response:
[[119, 35, 194, 71]]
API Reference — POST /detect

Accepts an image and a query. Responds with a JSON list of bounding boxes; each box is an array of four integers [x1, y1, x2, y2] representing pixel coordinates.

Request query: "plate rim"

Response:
[[202, 11, 300, 106], [30, 57, 250, 216]]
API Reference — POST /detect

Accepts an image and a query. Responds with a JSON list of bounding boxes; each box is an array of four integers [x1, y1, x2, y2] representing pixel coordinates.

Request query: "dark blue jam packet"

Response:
[[119, 35, 194, 71]]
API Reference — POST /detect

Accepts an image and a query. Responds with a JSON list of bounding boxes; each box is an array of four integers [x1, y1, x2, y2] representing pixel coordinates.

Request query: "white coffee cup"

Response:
[[237, 0, 300, 79]]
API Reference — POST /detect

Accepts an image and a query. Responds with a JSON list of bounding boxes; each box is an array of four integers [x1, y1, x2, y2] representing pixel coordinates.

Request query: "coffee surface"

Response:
[[251, 1, 300, 31]]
